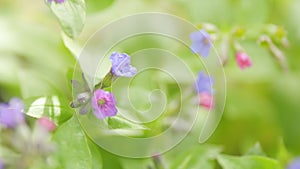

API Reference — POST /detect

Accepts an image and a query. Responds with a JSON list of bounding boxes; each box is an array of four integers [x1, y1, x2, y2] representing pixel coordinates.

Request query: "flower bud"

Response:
[[38, 117, 56, 132], [235, 51, 252, 69]]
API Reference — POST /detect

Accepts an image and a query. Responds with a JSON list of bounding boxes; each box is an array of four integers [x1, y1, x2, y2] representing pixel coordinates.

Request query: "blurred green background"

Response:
[[0, 0, 300, 168]]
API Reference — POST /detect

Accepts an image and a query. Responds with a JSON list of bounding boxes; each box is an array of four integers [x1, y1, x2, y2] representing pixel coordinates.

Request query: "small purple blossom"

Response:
[[195, 71, 214, 94], [0, 159, 3, 169], [110, 52, 137, 77], [91, 89, 117, 119], [47, 0, 65, 4], [0, 98, 24, 128], [287, 158, 300, 169], [190, 29, 212, 57]]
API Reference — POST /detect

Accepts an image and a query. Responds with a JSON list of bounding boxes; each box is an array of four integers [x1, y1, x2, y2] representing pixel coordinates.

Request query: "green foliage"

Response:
[[170, 145, 221, 169], [217, 155, 283, 169], [24, 96, 73, 125], [52, 115, 92, 169], [1, 0, 300, 169], [47, 0, 86, 38]]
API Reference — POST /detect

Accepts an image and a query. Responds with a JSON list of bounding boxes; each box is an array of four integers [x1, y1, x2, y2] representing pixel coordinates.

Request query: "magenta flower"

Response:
[[38, 117, 56, 132], [288, 158, 300, 169], [235, 51, 252, 69], [91, 89, 117, 119], [190, 29, 212, 57], [0, 98, 24, 128], [110, 52, 137, 77], [195, 71, 214, 94], [199, 92, 214, 110]]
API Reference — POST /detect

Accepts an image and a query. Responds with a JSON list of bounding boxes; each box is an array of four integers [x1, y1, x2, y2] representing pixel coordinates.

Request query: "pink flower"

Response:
[[235, 51, 252, 69], [199, 92, 214, 110], [38, 117, 56, 132], [91, 89, 117, 119]]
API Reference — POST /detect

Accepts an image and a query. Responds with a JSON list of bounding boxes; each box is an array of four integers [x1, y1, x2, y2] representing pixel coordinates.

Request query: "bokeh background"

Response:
[[0, 0, 300, 168]]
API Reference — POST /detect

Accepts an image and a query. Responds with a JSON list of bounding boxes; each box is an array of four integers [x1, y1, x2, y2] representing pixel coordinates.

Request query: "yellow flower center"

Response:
[[98, 99, 106, 106]]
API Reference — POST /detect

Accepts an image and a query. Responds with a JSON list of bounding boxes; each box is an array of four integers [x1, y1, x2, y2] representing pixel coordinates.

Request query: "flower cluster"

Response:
[[0, 98, 56, 168], [195, 71, 214, 110], [190, 30, 214, 110], [71, 52, 137, 119]]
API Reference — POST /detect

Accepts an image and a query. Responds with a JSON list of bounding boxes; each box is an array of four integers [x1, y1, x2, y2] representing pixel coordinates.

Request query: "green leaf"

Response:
[[217, 155, 283, 169], [47, 0, 86, 38], [87, 139, 103, 169], [24, 96, 73, 125], [107, 116, 148, 130], [106, 115, 149, 136], [245, 142, 267, 156], [169, 145, 221, 169], [86, 0, 115, 14], [62, 32, 83, 59], [120, 158, 153, 169], [52, 115, 92, 169]]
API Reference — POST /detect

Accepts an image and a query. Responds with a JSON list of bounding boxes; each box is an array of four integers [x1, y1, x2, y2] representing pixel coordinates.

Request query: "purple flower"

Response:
[[195, 71, 214, 94], [0, 159, 3, 169], [287, 158, 300, 169], [190, 29, 212, 57], [91, 89, 117, 119], [0, 98, 24, 128], [47, 0, 65, 3], [110, 52, 137, 77]]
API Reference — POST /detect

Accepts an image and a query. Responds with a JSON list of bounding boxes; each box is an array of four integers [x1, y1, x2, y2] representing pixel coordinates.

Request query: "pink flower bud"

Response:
[[38, 117, 56, 132], [199, 92, 214, 110], [235, 51, 252, 69]]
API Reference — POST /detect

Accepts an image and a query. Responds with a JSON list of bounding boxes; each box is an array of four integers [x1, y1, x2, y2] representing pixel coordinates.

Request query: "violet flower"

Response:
[[0, 159, 3, 169], [0, 98, 24, 128], [91, 89, 117, 119], [195, 71, 214, 94], [190, 29, 212, 57], [287, 158, 300, 169], [110, 52, 137, 77]]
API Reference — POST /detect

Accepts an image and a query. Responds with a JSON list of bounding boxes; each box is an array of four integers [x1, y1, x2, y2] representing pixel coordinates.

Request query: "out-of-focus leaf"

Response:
[[86, 0, 115, 14], [52, 115, 92, 169], [170, 145, 221, 169], [245, 142, 266, 156], [217, 155, 283, 169], [107, 116, 148, 130], [24, 96, 73, 125], [47, 0, 86, 38], [120, 158, 153, 169], [270, 75, 300, 154], [62, 32, 83, 59], [87, 138, 103, 169]]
